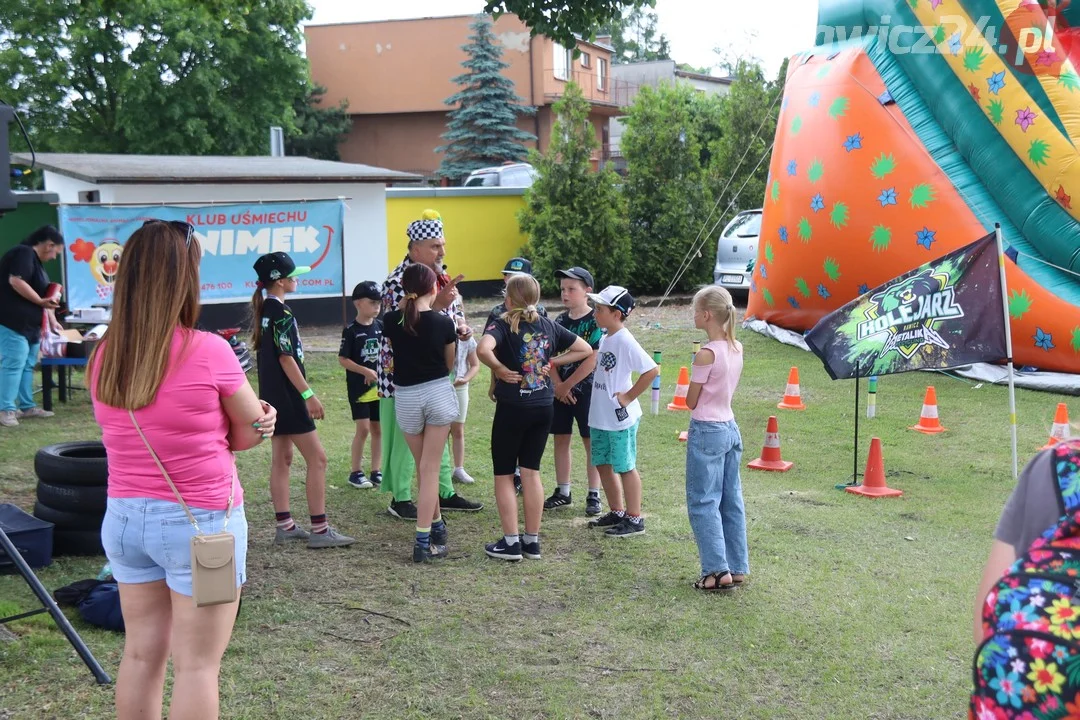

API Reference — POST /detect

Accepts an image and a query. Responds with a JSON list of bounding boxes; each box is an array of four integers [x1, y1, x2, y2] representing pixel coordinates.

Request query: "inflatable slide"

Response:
[[746, 0, 1080, 373]]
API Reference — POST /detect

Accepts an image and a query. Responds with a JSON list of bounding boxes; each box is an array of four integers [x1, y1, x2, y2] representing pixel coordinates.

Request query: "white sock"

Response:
[[523, 533, 538, 545], [454, 466, 464, 474], [557, 484, 571, 496], [504, 534, 520, 546]]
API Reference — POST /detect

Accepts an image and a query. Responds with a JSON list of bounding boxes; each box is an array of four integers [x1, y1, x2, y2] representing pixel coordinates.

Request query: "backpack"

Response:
[[971, 441, 1080, 718]]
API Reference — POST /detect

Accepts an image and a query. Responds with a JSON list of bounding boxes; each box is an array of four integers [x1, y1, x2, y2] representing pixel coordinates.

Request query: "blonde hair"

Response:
[[694, 285, 741, 352], [92, 222, 201, 409], [501, 274, 541, 334]]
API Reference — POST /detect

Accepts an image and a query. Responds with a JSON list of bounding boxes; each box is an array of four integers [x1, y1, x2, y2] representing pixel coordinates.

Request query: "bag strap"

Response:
[[128, 409, 233, 534]]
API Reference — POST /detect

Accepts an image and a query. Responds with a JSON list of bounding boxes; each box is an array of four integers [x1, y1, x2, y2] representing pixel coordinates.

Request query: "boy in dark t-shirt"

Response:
[[339, 281, 384, 489], [546, 267, 605, 516]]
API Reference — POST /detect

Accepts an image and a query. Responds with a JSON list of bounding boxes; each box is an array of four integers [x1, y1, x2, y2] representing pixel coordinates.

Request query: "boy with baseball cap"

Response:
[[586, 286, 658, 538], [338, 281, 384, 489]]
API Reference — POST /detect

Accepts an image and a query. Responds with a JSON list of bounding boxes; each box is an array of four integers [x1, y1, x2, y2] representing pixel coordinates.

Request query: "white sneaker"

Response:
[[0, 411, 17, 427], [16, 408, 54, 419], [452, 467, 475, 484]]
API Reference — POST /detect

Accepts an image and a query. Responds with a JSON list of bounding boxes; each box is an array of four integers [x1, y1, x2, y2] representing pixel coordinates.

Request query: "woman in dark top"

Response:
[[383, 263, 461, 563], [477, 274, 593, 561], [0, 225, 64, 427]]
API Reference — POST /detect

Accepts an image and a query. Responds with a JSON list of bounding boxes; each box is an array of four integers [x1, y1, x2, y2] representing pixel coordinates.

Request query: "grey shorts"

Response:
[[394, 378, 459, 434]]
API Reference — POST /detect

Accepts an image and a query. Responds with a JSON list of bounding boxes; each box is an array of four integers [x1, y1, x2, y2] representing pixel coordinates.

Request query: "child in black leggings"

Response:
[[477, 274, 593, 561]]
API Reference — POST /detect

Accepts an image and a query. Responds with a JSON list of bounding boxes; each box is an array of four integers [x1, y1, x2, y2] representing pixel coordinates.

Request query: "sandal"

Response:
[[730, 574, 746, 585], [694, 571, 736, 591]]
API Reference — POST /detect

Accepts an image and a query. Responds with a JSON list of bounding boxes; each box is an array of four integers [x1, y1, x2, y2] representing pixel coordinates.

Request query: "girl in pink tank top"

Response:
[[684, 285, 749, 591]]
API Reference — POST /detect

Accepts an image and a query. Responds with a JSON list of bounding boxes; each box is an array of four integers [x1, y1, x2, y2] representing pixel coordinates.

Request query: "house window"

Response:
[[581, 52, 591, 68], [554, 43, 573, 81], [598, 57, 608, 91]]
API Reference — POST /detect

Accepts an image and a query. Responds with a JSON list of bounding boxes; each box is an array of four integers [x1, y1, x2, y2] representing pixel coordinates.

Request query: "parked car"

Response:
[[713, 209, 762, 291], [463, 162, 538, 188]]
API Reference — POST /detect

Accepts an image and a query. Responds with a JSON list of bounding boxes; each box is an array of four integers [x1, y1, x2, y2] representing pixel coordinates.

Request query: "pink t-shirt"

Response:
[[91, 329, 247, 511], [690, 339, 743, 423]]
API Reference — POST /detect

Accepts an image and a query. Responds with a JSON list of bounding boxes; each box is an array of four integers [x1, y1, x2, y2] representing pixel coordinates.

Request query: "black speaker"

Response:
[[0, 103, 15, 213]]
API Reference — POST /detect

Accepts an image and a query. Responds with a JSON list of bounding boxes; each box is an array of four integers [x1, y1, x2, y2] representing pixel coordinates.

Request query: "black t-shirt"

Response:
[[0, 245, 49, 341], [484, 315, 578, 406], [486, 301, 547, 329], [339, 319, 383, 402], [257, 296, 306, 399], [382, 310, 457, 388], [555, 309, 604, 394]]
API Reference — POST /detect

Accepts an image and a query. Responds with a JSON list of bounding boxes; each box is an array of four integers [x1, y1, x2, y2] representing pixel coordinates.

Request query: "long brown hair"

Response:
[[501, 274, 540, 334], [92, 222, 201, 409], [399, 263, 436, 335]]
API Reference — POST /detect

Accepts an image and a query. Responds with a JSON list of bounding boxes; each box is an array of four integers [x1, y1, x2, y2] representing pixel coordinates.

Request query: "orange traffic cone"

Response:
[[910, 386, 946, 434], [667, 367, 690, 411], [1041, 403, 1071, 450], [846, 437, 902, 498], [747, 416, 794, 472], [777, 367, 806, 410]]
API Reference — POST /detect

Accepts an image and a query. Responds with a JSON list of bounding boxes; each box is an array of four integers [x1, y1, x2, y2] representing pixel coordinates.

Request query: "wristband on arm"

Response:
[[301, 388, 314, 400]]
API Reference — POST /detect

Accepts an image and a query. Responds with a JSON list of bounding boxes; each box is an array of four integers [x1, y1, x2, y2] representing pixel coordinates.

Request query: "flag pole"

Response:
[[995, 223, 1019, 483], [838, 362, 860, 490]]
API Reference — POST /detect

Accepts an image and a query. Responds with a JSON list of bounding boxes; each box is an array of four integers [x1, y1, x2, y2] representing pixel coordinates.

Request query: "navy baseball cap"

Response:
[[555, 267, 595, 289], [502, 257, 533, 276], [351, 281, 380, 301]]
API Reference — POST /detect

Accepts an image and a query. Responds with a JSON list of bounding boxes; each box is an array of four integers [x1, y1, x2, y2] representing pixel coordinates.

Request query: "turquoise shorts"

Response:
[[590, 421, 640, 474]]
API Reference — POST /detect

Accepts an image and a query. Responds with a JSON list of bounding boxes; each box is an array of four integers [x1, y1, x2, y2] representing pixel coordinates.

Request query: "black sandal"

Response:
[[694, 571, 735, 591]]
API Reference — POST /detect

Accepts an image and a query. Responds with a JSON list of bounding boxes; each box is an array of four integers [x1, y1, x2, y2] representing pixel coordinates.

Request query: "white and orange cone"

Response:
[[667, 367, 690, 411], [747, 416, 794, 472], [910, 386, 946, 434], [1041, 403, 1071, 450], [777, 367, 806, 410]]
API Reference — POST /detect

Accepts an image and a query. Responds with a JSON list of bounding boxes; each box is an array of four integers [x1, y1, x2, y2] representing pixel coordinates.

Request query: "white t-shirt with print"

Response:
[[454, 336, 477, 381], [588, 328, 658, 432]]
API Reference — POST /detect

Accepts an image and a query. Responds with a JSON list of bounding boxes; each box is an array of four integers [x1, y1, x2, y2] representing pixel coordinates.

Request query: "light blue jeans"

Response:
[[0, 325, 38, 413], [685, 418, 750, 577]]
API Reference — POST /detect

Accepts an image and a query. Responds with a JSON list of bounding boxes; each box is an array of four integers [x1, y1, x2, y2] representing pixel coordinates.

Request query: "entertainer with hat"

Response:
[[378, 210, 483, 520]]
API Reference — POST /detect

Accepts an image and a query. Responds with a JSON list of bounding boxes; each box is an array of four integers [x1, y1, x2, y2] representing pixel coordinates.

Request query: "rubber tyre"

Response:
[[52, 529, 105, 557], [33, 501, 105, 531], [36, 480, 107, 514], [34, 441, 108, 487]]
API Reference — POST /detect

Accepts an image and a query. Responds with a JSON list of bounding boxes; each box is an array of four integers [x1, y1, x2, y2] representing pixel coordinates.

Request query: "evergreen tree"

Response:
[[436, 16, 537, 183], [285, 84, 352, 161], [518, 82, 632, 294]]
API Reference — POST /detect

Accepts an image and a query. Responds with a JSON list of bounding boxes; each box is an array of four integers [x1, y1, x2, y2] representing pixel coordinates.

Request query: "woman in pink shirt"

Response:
[[684, 285, 748, 592], [91, 220, 275, 720]]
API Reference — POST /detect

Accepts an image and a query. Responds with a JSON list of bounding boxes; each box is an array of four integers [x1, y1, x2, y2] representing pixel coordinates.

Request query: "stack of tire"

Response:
[[32, 441, 108, 557]]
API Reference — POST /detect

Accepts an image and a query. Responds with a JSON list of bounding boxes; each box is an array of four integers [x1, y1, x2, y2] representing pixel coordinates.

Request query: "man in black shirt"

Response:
[[0, 225, 64, 427]]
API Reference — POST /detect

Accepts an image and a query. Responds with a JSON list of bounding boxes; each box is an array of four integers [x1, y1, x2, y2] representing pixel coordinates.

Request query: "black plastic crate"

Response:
[[0, 503, 54, 572]]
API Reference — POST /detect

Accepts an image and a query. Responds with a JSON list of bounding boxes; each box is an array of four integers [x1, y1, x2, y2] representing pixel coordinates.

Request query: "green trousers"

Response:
[[379, 397, 455, 502]]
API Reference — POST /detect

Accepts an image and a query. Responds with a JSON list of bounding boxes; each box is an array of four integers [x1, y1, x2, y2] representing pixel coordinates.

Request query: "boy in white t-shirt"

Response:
[[585, 286, 659, 538], [450, 336, 480, 484]]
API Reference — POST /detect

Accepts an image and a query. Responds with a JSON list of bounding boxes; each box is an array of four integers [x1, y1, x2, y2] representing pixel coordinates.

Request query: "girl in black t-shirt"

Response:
[[383, 263, 460, 563], [251, 251, 355, 549], [477, 274, 593, 561]]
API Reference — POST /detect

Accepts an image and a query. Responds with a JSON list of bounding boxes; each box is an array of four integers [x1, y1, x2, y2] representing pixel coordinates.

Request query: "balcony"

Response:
[[545, 68, 633, 113]]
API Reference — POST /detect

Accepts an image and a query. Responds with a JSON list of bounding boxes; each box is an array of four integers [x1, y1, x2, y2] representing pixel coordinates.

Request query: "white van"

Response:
[[713, 209, 762, 290]]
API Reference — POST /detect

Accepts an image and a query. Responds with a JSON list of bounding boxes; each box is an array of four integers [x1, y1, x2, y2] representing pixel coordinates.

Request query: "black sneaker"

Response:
[[588, 510, 624, 528], [605, 516, 646, 538], [585, 494, 602, 517], [485, 537, 522, 561], [440, 493, 483, 512], [431, 521, 448, 547], [413, 542, 447, 563], [521, 538, 541, 560], [388, 500, 418, 520], [348, 470, 373, 489], [543, 489, 572, 510], [370, 470, 383, 487]]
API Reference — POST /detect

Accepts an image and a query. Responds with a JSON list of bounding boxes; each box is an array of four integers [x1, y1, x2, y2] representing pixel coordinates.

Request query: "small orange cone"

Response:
[[667, 367, 690, 411], [1041, 403, 1071, 450], [777, 367, 806, 410], [846, 437, 902, 498], [747, 416, 794, 472], [678, 431, 688, 442], [909, 386, 946, 434]]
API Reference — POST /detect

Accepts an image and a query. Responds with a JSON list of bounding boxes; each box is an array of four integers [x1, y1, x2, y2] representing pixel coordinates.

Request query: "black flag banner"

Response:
[[805, 233, 1007, 380]]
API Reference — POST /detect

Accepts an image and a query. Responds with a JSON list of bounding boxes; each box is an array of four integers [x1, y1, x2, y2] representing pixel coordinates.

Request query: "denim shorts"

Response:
[[101, 497, 248, 597]]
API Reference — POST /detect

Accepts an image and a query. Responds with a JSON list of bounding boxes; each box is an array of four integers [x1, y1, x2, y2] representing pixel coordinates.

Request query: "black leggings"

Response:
[[491, 403, 554, 476]]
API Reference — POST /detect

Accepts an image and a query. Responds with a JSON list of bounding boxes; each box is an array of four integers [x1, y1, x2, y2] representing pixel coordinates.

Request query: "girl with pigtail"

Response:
[[382, 263, 461, 563], [477, 274, 594, 561]]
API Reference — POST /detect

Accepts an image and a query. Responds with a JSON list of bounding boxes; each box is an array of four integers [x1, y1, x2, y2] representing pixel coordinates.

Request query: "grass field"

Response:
[[0, 303, 1066, 719]]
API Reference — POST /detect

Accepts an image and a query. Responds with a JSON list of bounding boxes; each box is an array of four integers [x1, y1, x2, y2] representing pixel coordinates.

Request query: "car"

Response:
[[713, 209, 762, 291], [463, 162, 538, 188]]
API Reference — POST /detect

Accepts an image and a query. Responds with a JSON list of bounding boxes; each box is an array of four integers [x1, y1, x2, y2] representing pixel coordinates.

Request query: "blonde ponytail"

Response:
[[693, 285, 741, 352], [501, 275, 541, 334]]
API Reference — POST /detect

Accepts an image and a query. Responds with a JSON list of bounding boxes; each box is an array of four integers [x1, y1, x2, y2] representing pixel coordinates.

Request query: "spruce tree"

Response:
[[436, 16, 537, 182]]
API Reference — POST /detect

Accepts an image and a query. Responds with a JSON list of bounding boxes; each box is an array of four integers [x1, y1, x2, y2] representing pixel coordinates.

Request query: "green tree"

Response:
[[285, 84, 352, 161], [598, 4, 670, 64], [518, 82, 631, 294], [486, 0, 647, 51], [0, 0, 311, 155], [437, 16, 537, 183], [621, 83, 719, 293]]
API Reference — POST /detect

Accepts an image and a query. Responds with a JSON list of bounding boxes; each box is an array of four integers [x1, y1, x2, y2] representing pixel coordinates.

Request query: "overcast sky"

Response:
[[305, 0, 820, 78]]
